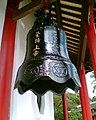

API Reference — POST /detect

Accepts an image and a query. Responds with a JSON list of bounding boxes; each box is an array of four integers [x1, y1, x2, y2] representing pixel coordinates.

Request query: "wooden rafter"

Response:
[[61, 4, 82, 12], [77, 0, 88, 69], [62, 22, 80, 30], [12, 0, 57, 20], [60, 0, 82, 5]]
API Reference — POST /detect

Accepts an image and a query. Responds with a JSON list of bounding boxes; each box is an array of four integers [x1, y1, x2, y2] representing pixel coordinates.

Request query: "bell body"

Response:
[[15, 11, 80, 96], [15, 25, 80, 95]]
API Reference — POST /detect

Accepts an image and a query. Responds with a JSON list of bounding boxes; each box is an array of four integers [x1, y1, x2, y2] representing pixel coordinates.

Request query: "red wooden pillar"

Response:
[[62, 93, 68, 120], [0, 2, 18, 120], [86, 5, 96, 78], [79, 63, 92, 120], [94, 115, 96, 120], [79, 86, 87, 120]]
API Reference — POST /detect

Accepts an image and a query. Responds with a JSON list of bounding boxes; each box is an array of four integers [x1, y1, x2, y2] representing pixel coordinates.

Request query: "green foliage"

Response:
[[54, 95, 63, 120], [91, 96, 96, 102], [68, 110, 82, 120], [54, 93, 82, 120], [67, 93, 80, 110]]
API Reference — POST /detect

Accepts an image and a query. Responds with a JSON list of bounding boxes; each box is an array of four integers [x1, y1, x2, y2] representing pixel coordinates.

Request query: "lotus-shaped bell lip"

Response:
[[15, 77, 79, 96]]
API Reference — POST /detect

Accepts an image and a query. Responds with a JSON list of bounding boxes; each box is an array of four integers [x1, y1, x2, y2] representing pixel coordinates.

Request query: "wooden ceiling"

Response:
[[9, 0, 96, 72]]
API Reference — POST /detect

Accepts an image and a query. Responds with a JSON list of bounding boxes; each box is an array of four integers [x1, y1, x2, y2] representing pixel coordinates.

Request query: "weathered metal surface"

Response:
[[15, 9, 80, 96]]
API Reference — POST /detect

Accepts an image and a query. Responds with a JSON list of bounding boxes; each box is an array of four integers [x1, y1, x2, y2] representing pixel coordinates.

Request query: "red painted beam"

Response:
[[86, 5, 96, 78], [62, 93, 68, 120], [0, 5, 17, 120], [79, 63, 92, 120]]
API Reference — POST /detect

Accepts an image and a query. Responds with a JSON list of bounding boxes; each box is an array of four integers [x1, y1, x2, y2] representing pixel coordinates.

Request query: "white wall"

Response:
[[0, 0, 7, 49], [0, 0, 54, 120], [10, 1, 54, 120]]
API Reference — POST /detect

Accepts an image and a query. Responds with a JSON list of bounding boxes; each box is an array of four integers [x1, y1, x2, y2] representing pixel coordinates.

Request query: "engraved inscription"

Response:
[[33, 31, 41, 56]]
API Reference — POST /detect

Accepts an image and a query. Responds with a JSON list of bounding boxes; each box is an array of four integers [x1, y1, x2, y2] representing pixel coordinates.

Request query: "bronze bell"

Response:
[[15, 9, 81, 96]]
